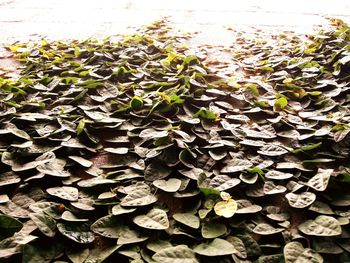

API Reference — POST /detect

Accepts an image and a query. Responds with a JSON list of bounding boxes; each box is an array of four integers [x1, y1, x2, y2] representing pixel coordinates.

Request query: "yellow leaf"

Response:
[[283, 78, 293, 84], [155, 91, 171, 104], [214, 199, 237, 218], [220, 192, 231, 201]]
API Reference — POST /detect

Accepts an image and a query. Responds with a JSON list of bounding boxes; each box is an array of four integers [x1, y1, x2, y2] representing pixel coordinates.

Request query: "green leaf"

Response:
[[298, 215, 342, 236], [152, 245, 199, 263], [226, 236, 247, 258], [130, 96, 143, 110], [147, 240, 172, 252], [293, 142, 322, 154], [117, 245, 141, 260], [0, 214, 23, 238], [238, 234, 261, 258], [57, 223, 95, 244], [274, 96, 288, 110], [193, 107, 218, 120], [91, 215, 123, 238], [85, 242, 121, 262], [313, 239, 343, 254], [29, 212, 56, 237], [76, 119, 85, 135], [22, 242, 64, 263], [117, 227, 148, 245], [66, 248, 90, 263], [199, 187, 220, 197], [144, 161, 172, 181], [133, 209, 169, 230], [193, 238, 236, 256], [201, 222, 227, 239], [173, 213, 200, 229]]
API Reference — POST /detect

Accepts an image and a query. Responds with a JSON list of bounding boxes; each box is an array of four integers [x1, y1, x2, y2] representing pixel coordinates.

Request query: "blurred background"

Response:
[[0, 0, 350, 43]]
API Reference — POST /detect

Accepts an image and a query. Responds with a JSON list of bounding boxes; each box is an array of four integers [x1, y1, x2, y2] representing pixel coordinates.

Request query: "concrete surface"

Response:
[[0, 0, 350, 45]]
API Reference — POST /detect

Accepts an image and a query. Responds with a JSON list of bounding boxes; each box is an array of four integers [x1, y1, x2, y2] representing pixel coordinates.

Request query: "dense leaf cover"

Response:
[[1, 19, 350, 262]]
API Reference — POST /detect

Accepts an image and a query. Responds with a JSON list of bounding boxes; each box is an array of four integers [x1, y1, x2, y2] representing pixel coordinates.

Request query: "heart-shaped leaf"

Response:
[[265, 170, 293, 180], [117, 227, 148, 245], [236, 199, 262, 214], [298, 215, 342, 236], [57, 223, 94, 244], [112, 204, 136, 216], [307, 168, 333, 191], [0, 194, 9, 204], [22, 243, 64, 263], [66, 248, 90, 263], [46, 186, 78, 201], [226, 236, 247, 258], [173, 213, 200, 229], [285, 192, 316, 208], [0, 172, 20, 187], [61, 211, 88, 222], [284, 241, 323, 263], [257, 144, 288, 156], [121, 188, 157, 207], [144, 161, 172, 181], [193, 238, 236, 256], [264, 181, 287, 195], [29, 212, 56, 237], [139, 128, 168, 138], [201, 222, 227, 239], [152, 245, 198, 263], [133, 209, 169, 230], [91, 215, 123, 239], [252, 223, 284, 235], [153, 178, 182, 192], [0, 214, 23, 238], [210, 175, 241, 191], [214, 199, 237, 218], [221, 158, 253, 173], [68, 156, 93, 168]]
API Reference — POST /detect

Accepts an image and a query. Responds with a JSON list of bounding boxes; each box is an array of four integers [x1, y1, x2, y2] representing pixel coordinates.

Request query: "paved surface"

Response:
[[0, 0, 350, 45]]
